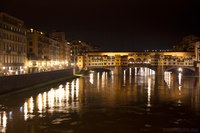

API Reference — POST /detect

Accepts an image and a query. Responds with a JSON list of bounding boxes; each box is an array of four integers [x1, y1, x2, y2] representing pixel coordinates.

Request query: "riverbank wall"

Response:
[[0, 68, 74, 94]]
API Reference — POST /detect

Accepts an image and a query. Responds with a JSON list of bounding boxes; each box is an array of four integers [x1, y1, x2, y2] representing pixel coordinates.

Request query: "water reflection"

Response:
[[0, 71, 200, 133], [178, 72, 182, 85], [178, 72, 182, 106], [0, 111, 7, 133], [147, 77, 152, 107], [164, 72, 172, 88], [89, 73, 94, 84], [21, 79, 80, 121]]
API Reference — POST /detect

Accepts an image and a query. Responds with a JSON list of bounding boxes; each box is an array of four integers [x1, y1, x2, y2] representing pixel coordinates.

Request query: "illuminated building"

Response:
[[50, 32, 71, 67], [27, 29, 62, 72], [0, 12, 27, 75], [69, 40, 100, 66], [77, 52, 196, 74]]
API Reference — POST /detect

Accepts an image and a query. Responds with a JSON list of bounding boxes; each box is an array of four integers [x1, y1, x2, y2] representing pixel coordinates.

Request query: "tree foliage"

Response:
[[173, 35, 200, 52]]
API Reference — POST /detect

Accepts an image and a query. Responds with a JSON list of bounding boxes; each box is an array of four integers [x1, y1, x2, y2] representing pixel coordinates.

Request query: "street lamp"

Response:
[[178, 68, 183, 72]]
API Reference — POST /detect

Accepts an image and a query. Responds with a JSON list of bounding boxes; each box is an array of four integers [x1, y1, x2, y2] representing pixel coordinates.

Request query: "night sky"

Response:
[[1, 0, 200, 51]]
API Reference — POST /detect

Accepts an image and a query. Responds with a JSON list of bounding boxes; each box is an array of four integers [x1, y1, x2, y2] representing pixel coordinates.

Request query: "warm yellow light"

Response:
[[29, 62, 32, 66], [2, 112, 7, 128], [178, 68, 183, 72], [24, 102, 28, 121], [37, 93, 43, 113]]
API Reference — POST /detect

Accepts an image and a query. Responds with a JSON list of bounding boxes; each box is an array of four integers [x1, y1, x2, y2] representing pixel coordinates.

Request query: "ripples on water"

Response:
[[0, 68, 200, 133]]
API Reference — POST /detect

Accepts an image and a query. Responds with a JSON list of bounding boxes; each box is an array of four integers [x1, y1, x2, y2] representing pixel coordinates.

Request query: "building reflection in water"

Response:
[[0, 111, 7, 133], [1, 69, 200, 132], [164, 72, 172, 88], [89, 73, 94, 84], [178, 72, 182, 106], [22, 79, 80, 121], [147, 77, 152, 107]]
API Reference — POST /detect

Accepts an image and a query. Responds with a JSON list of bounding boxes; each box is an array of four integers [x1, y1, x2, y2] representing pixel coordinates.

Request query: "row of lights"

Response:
[[144, 50, 171, 52]]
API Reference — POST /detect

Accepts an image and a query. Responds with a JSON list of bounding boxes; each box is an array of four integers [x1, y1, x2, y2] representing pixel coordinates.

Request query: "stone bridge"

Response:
[[77, 42, 200, 76]]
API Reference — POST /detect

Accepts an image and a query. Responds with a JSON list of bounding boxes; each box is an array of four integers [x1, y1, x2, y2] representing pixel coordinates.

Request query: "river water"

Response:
[[0, 70, 200, 133]]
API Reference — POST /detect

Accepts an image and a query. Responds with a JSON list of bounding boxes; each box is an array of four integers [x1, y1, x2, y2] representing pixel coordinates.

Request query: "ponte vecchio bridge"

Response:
[[77, 42, 200, 76]]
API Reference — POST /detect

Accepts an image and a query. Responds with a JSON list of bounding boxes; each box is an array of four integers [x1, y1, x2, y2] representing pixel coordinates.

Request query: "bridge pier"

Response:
[[195, 42, 200, 76], [114, 66, 122, 75], [195, 62, 200, 76], [155, 66, 165, 86]]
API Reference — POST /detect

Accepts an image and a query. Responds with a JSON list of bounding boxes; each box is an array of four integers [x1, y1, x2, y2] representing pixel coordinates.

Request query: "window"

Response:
[[29, 48, 33, 52]]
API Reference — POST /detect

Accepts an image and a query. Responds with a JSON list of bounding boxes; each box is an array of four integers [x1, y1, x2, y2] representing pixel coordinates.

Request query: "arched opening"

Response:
[[91, 67, 112, 72], [136, 58, 142, 64], [165, 67, 195, 75], [128, 58, 135, 64], [143, 58, 149, 64]]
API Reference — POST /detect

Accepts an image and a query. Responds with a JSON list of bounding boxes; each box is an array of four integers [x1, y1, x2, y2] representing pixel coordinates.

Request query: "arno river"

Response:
[[0, 68, 200, 133]]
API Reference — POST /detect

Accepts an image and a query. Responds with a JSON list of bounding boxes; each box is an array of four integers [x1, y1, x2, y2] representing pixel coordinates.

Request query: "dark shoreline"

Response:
[[0, 69, 75, 96]]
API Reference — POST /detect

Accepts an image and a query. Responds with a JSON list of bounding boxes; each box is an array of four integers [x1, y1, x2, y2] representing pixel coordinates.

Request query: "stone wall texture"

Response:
[[0, 69, 73, 94]]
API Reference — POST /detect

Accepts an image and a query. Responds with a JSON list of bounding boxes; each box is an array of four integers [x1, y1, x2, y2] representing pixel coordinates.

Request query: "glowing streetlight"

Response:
[[178, 68, 183, 72]]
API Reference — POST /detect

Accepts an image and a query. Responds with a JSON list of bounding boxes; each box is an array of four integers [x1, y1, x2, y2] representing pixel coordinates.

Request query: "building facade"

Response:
[[0, 12, 27, 75], [77, 52, 195, 71], [27, 29, 62, 73], [69, 40, 99, 67], [50, 32, 71, 67]]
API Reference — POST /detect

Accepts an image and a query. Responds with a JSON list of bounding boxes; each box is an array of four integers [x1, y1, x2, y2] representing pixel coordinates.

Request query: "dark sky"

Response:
[[1, 0, 200, 51]]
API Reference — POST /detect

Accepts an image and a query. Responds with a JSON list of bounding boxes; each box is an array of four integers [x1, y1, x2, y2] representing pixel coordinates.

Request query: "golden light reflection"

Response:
[[135, 67, 137, 75], [123, 71, 126, 86], [57, 85, 65, 106], [102, 72, 105, 88], [24, 102, 28, 120], [111, 70, 114, 75], [37, 93, 43, 113], [0, 111, 7, 133], [66, 82, 70, 102], [178, 72, 182, 85], [140, 68, 144, 76], [147, 77, 151, 107], [71, 80, 75, 101], [97, 72, 100, 91], [29, 97, 34, 113], [23, 80, 80, 121], [76, 79, 79, 98], [164, 72, 172, 88], [178, 72, 182, 106], [134, 67, 155, 76], [105, 72, 108, 81], [43, 92, 47, 110], [48, 89, 55, 109], [89, 73, 94, 84]]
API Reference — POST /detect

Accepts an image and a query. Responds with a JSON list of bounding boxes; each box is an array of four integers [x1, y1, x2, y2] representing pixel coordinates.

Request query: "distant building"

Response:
[[69, 40, 100, 66], [0, 12, 27, 75]]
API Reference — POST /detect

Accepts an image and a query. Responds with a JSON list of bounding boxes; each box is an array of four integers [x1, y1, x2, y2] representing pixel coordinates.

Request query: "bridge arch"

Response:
[[143, 58, 149, 63], [128, 58, 135, 64], [165, 66, 195, 73], [89, 67, 113, 72], [135, 58, 142, 64]]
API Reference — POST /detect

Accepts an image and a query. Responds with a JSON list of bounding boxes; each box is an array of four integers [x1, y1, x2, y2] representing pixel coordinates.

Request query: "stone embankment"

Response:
[[0, 69, 74, 95]]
